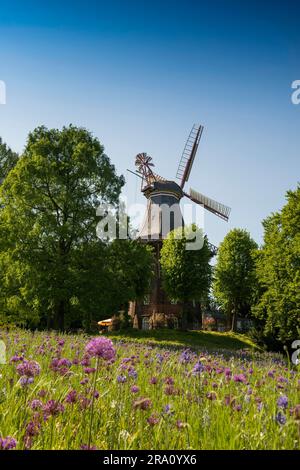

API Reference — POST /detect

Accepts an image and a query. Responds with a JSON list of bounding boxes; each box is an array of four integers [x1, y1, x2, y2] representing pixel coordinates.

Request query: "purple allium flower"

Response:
[[80, 378, 89, 385], [257, 402, 263, 412], [19, 376, 34, 387], [128, 367, 138, 380], [165, 377, 174, 385], [180, 349, 192, 364], [224, 394, 235, 407], [80, 444, 97, 450], [233, 374, 248, 384], [16, 360, 41, 378], [78, 395, 91, 410], [149, 376, 158, 385], [85, 337, 116, 361], [192, 361, 205, 375], [133, 397, 152, 410], [289, 404, 300, 420], [164, 385, 178, 396], [84, 367, 96, 374], [0, 436, 17, 450], [234, 404, 242, 412], [29, 399, 43, 410], [65, 390, 77, 404], [43, 400, 65, 418], [37, 389, 47, 398], [176, 420, 186, 429], [10, 355, 24, 363], [117, 375, 127, 383], [163, 404, 174, 415], [277, 395, 288, 409], [25, 420, 41, 437], [206, 391, 217, 401], [156, 353, 163, 364], [131, 385, 140, 394], [147, 414, 160, 426], [275, 411, 286, 425]]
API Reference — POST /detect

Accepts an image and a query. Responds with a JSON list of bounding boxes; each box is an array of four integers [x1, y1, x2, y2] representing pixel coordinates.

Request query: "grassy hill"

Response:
[[106, 328, 258, 352]]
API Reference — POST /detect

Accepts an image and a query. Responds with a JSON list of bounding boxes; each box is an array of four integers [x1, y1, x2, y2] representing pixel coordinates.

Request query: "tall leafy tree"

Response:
[[253, 185, 300, 345], [0, 137, 19, 184], [160, 225, 213, 328], [213, 228, 258, 330], [0, 125, 124, 330]]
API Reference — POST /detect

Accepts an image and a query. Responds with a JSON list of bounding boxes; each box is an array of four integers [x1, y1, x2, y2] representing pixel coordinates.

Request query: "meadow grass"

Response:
[[0, 328, 299, 450]]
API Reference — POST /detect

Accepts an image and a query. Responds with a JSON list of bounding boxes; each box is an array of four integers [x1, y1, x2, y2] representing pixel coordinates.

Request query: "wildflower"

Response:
[[80, 444, 98, 450], [176, 420, 187, 429], [275, 411, 286, 425], [233, 374, 247, 384], [37, 389, 47, 398], [133, 397, 152, 410], [147, 414, 160, 426], [19, 376, 34, 387], [224, 394, 235, 407], [206, 391, 217, 401], [289, 404, 300, 420], [29, 399, 43, 410], [277, 395, 288, 409], [128, 367, 138, 380], [180, 349, 192, 364], [164, 377, 174, 385], [149, 376, 158, 385], [131, 385, 140, 394], [43, 400, 65, 418], [65, 390, 77, 404], [0, 436, 17, 450], [233, 404, 242, 412], [117, 375, 127, 383], [192, 361, 205, 375], [16, 360, 41, 378], [164, 385, 179, 396], [84, 367, 96, 374], [85, 337, 116, 362]]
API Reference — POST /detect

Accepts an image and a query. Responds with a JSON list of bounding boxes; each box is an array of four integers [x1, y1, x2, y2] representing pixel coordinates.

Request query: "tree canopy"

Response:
[[160, 225, 213, 327], [0, 137, 19, 184], [253, 185, 300, 345], [213, 228, 258, 330], [0, 125, 153, 331]]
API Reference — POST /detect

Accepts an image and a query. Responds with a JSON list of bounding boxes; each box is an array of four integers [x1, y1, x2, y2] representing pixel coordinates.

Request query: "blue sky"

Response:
[[0, 0, 299, 246]]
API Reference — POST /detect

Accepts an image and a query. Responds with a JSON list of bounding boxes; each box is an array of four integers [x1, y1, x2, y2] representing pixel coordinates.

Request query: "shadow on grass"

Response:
[[106, 328, 257, 352]]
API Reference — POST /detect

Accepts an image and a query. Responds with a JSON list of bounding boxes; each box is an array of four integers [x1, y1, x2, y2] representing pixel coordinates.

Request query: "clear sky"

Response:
[[0, 0, 299, 246]]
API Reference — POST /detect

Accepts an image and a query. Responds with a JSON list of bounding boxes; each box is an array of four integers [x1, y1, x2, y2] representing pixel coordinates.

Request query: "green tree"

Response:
[[0, 125, 124, 330], [213, 228, 258, 331], [160, 225, 213, 329], [0, 137, 19, 184], [105, 239, 154, 326], [253, 185, 300, 345]]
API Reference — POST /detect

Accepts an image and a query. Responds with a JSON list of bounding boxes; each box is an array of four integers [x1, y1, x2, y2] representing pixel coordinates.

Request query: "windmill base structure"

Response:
[[128, 124, 231, 330]]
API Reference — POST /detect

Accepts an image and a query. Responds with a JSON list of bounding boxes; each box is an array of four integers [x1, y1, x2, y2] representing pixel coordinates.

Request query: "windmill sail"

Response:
[[176, 124, 203, 189], [188, 188, 231, 221]]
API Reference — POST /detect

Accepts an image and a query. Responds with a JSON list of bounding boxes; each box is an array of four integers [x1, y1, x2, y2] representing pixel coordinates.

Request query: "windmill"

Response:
[[133, 124, 230, 245], [128, 124, 231, 330]]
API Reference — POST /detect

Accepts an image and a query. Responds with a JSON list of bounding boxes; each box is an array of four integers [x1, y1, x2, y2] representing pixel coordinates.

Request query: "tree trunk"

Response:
[[54, 300, 65, 332]]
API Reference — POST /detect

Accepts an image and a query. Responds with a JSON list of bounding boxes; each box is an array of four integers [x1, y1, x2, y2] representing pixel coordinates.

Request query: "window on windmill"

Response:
[[143, 295, 150, 305]]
